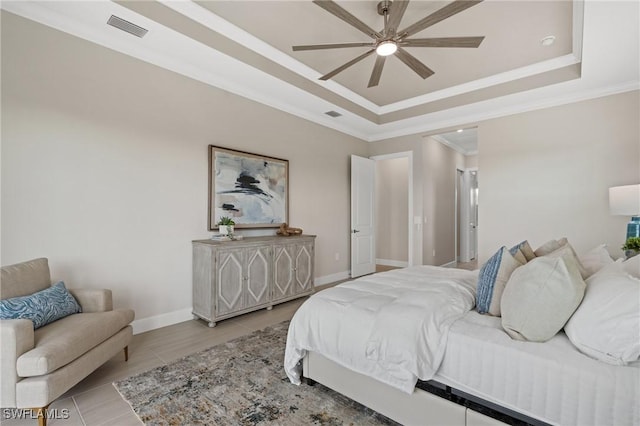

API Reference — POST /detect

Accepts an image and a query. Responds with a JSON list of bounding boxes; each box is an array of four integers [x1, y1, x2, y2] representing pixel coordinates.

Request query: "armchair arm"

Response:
[[0, 319, 34, 407], [69, 289, 113, 312]]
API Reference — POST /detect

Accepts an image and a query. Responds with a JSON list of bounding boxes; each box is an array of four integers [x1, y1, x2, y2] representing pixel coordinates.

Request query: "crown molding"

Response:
[[162, 0, 585, 116], [0, 0, 376, 141], [430, 135, 476, 156], [368, 80, 640, 142], [159, 0, 382, 113], [1, 0, 637, 148]]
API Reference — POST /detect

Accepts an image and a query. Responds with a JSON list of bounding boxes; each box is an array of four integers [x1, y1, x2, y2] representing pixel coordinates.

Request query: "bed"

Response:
[[284, 260, 640, 426]]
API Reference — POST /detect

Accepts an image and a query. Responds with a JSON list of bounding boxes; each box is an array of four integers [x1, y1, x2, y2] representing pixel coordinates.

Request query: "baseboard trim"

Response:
[[376, 259, 409, 268], [132, 271, 352, 334], [314, 270, 351, 286], [131, 307, 193, 335], [439, 260, 457, 268]]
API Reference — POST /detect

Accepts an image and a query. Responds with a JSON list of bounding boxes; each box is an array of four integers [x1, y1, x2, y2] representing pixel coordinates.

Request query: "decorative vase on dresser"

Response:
[[192, 235, 315, 327]]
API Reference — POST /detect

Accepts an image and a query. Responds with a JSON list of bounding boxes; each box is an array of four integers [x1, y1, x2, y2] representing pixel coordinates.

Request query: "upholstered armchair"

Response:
[[0, 258, 134, 426]]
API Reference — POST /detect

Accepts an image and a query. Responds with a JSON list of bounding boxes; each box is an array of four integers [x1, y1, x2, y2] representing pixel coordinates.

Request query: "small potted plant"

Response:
[[217, 217, 235, 235], [622, 236, 640, 259]]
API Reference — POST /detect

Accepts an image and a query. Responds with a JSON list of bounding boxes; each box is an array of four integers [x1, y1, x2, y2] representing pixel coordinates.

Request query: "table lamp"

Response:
[[609, 184, 640, 239]]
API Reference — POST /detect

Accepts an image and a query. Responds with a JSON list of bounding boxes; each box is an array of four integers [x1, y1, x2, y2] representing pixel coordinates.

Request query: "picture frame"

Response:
[[208, 145, 289, 231]]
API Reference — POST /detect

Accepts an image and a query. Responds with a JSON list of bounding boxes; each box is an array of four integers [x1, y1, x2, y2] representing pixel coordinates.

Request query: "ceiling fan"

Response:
[[292, 0, 485, 88]]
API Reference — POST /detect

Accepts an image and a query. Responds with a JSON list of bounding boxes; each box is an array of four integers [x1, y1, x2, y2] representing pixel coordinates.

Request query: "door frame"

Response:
[[370, 151, 414, 267]]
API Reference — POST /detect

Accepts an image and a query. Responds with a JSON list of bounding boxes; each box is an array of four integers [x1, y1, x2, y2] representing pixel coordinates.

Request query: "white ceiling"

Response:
[[199, 0, 573, 106], [433, 127, 478, 155], [2, 1, 638, 152]]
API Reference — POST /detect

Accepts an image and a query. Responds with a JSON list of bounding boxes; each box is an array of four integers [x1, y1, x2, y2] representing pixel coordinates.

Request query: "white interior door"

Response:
[[351, 155, 376, 278]]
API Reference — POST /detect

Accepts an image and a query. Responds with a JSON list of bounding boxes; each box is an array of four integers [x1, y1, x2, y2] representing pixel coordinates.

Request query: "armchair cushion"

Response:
[[16, 309, 135, 376], [69, 289, 113, 312], [1, 258, 51, 299], [0, 282, 81, 329]]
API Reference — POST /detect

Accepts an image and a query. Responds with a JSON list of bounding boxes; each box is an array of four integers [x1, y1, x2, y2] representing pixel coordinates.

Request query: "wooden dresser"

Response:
[[192, 235, 316, 327]]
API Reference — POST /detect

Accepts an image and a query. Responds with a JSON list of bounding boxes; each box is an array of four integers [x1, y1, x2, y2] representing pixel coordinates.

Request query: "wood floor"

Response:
[[377, 260, 478, 272], [452, 259, 478, 270], [3, 297, 309, 426]]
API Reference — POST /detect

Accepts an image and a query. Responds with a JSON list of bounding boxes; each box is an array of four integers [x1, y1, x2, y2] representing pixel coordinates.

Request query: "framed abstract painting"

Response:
[[208, 145, 289, 231]]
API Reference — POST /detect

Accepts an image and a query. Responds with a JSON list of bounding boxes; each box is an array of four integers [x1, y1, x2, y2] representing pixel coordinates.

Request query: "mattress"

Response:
[[433, 310, 640, 426]]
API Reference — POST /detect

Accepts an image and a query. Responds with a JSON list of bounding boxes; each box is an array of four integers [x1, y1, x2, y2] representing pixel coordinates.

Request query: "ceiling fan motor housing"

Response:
[[377, 0, 393, 16]]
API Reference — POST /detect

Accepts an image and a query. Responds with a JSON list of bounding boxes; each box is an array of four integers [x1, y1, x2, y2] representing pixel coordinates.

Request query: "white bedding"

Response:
[[284, 266, 477, 393], [434, 310, 640, 426]]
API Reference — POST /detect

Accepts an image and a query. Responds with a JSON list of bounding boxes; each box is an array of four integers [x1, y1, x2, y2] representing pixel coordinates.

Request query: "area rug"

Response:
[[114, 321, 397, 425]]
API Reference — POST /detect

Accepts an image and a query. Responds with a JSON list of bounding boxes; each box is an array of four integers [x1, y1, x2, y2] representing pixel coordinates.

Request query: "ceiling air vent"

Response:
[[107, 15, 148, 38], [324, 110, 342, 118]]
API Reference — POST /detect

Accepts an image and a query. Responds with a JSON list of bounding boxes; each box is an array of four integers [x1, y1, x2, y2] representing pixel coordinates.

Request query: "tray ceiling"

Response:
[[199, 1, 573, 106], [2, 1, 638, 145]]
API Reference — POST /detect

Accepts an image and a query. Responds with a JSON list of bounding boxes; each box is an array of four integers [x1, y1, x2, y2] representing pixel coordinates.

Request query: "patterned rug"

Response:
[[114, 321, 397, 425]]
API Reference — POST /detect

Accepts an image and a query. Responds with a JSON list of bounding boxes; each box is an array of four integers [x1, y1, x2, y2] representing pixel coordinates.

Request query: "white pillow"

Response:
[[533, 237, 568, 257], [501, 255, 586, 342], [578, 244, 614, 277], [545, 243, 589, 279], [565, 261, 640, 365], [622, 254, 639, 278]]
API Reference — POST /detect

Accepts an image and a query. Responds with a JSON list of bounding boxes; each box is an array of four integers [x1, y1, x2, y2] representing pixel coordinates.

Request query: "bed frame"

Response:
[[302, 351, 548, 426]]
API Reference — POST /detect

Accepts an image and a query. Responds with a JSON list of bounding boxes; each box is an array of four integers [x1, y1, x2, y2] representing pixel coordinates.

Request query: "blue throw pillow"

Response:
[[477, 247, 523, 316], [0, 281, 82, 328]]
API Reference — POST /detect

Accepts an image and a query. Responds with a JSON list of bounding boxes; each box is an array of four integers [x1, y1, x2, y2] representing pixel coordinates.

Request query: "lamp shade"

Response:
[[609, 184, 640, 215]]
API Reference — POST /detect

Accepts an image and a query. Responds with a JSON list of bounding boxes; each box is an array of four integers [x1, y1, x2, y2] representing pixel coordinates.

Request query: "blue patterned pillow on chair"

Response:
[[0, 281, 82, 328]]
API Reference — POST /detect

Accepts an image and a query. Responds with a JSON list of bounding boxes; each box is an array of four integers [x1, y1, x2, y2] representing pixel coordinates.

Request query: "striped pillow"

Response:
[[0, 281, 81, 328], [509, 240, 536, 262], [477, 247, 523, 316]]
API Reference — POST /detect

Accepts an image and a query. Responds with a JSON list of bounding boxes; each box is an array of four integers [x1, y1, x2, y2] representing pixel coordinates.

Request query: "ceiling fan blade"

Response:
[[293, 42, 373, 51], [368, 55, 386, 88], [395, 48, 434, 79], [320, 49, 376, 81], [398, 0, 483, 38], [313, 1, 381, 39], [402, 36, 485, 48], [386, 0, 410, 37]]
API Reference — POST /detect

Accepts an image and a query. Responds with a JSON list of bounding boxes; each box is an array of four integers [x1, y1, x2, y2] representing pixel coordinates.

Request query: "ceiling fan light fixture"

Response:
[[376, 41, 397, 56]]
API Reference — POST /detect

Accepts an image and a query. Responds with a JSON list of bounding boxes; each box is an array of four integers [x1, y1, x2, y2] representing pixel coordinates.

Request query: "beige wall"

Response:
[[465, 155, 478, 169], [477, 90, 640, 262], [375, 157, 409, 264], [1, 13, 368, 329], [369, 136, 424, 264], [3, 11, 639, 332], [422, 137, 466, 265], [369, 135, 464, 266]]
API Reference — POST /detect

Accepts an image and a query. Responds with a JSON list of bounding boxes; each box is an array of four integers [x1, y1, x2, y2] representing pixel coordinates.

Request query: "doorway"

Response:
[[456, 169, 478, 264], [350, 152, 414, 278], [371, 152, 413, 270]]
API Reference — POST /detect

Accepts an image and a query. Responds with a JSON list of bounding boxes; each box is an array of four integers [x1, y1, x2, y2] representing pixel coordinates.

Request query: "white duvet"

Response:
[[284, 266, 478, 394]]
